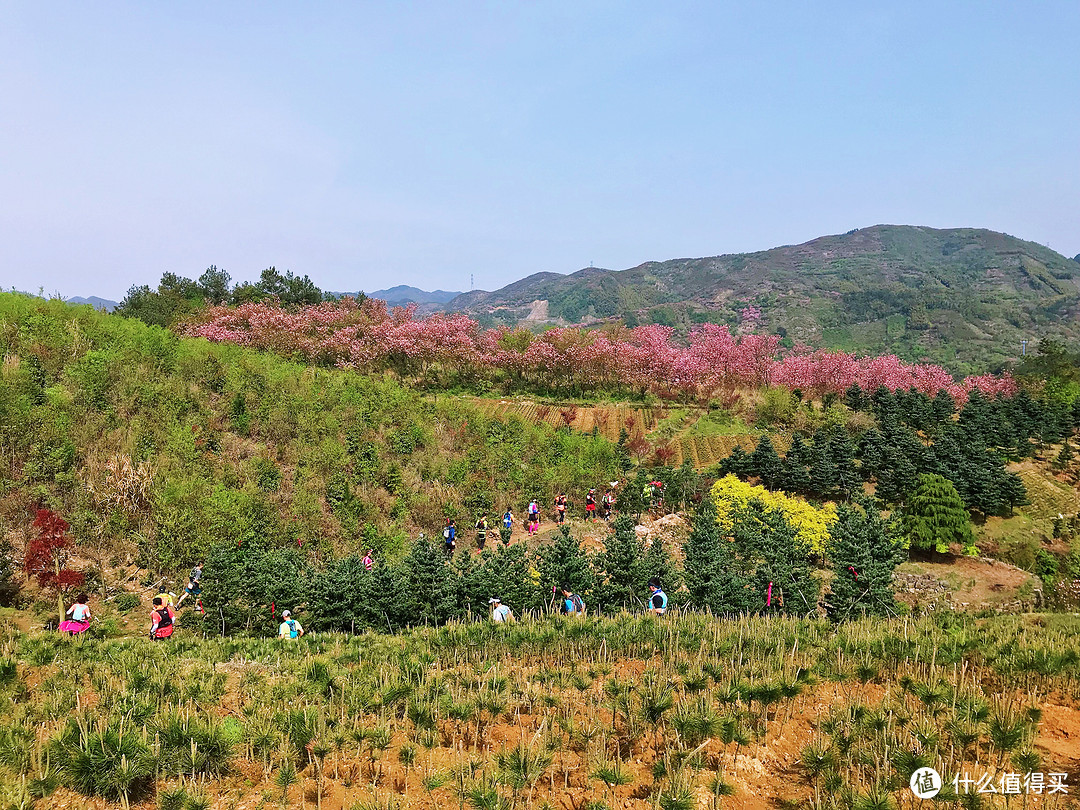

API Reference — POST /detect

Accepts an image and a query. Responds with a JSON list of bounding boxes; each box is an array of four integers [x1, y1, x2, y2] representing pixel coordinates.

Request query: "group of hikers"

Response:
[[55, 481, 671, 640], [466, 577, 668, 625], [58, 562, 203, 641], [443, 487, 623, 556]]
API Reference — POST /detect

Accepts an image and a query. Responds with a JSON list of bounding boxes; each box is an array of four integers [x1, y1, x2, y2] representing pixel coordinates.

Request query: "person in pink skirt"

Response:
[[59, 593, 91, 635]]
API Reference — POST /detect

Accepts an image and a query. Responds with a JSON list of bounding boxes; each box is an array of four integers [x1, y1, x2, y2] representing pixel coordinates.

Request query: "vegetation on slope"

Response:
[[455, 225, 1080, 373]]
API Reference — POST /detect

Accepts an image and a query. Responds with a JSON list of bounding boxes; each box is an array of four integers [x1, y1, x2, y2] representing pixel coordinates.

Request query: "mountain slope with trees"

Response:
[[451, 225, 1080, 372]]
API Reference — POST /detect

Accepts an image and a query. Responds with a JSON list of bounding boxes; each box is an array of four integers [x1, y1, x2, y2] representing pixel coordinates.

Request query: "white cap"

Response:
[[282, 609, 291, 617]]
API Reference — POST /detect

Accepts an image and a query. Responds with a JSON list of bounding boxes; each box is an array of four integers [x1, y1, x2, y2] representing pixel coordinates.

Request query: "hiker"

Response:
[[560, 584, 585, 616], [647, 578, 668, 616], [528, 498, 540, 529], [585, 489, 597, 521], [278, 609, 304, 639], [59, 593, 91, 635], [501, 509, 514, 545], [554, 493, 568, 524], [149, 596, 176, 640], [153, 589, 176, 611], [602, 489, 616, 521], [489, 596, 514, 623], [363, 549, 374, 572], [443, 518, 456, 556], [176, 562, 203, 609], [475, 514, 489, 550]]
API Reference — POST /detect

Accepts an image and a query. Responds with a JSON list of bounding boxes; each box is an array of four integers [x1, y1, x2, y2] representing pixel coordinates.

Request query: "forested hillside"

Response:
[[453, 225, 1080, 373]]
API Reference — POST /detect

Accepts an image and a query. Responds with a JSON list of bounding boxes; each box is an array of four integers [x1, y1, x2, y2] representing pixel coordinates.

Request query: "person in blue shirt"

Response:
[[560, 584, 585, 616], [647, 578, 668, 616], [501, 509, 514, 545]]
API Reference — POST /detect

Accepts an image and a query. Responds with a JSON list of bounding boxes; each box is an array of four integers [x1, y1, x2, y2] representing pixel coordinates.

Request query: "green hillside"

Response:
[[0, 293, 619, 574], [454, 225, 1080, 373]]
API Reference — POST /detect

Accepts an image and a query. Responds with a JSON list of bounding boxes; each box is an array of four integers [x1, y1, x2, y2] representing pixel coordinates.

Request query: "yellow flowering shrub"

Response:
[[710, 474, 836, 555]]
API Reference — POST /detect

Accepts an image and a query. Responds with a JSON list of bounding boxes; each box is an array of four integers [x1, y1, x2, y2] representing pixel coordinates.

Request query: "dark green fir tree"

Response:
[[827, 500, 905, 620]]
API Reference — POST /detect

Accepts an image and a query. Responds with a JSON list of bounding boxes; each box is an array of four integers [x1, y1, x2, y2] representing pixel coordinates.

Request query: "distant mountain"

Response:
[[366, 285, 462, 305], [448, 225, 1080, 373], [66, 296, 117, 311]]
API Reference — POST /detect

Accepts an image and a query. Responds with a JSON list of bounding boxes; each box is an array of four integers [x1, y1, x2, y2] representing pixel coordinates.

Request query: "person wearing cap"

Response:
[[489, 597, 514, 623], [278, 610, 304, 639], [585, 489, 597, 521], [647, 578, 668, 616]]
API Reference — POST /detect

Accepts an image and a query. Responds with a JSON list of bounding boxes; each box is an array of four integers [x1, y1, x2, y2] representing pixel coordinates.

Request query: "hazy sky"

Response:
[[2, 1, 1078, 301]]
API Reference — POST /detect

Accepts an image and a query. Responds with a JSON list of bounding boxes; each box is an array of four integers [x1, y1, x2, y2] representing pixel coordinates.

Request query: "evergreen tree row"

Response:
[[716, 385, 1059, 515], [201, 491, 908, 636]]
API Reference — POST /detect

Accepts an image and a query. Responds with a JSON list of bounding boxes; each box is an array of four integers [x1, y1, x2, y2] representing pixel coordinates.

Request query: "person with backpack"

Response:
[[602, 489, 616, 521], [278, 609, 304, 639], [443, 518, 456, 557], [528, 498, 540, 530], [176, 562, 203, 609], [585, 490, 597, 521], [501, 509, 514, 545], [560, 584, 585, 616], [363, 549, 374, 572], [554, 494, 568, 524], [475, 514, 489, 550], [59, 593, 92, 635], [647, 578, 668, 616], [149, 596, 176, 640], [488, 596, 514, 623]]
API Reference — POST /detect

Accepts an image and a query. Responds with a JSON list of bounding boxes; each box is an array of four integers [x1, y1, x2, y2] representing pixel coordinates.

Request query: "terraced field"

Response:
[[464, 396, 790, 469]]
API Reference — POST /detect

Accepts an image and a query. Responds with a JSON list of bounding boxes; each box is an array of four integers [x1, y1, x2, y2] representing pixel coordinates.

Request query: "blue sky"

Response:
[[2, 1, 1078, 300]]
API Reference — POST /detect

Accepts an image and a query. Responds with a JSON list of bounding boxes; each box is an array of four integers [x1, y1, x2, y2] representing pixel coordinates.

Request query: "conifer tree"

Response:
[[729, 502, 819, 616], [844, 384, 866, 412], [1054, 439, 1075, 471], [901, 474, 976, 555], [717, 446, 753, 479], [536, 525, 596, 608], [404, 534, 458, 625], [595, 514, 645, 612], [781, 434, 813, 494], [827, 500, 905, 620], [683, 504, 753, 614], [750, 435, 783, 490], [808, 442, 836, 498], [826, 425, 859, 498], [929, 389, 955, 432], [640, 533, 681, 599]]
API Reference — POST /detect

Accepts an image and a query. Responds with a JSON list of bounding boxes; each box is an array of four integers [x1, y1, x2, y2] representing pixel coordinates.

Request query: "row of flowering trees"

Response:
[[183, 298, 1016, 403]]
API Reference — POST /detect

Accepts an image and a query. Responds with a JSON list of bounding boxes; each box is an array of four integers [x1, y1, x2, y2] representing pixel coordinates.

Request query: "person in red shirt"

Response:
[[150, 596, 176, 640]]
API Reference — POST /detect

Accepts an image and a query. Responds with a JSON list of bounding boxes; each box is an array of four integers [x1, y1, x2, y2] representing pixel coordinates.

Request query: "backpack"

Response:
[[155, 607, 173, 629], [570, 594, 585, 615], [286, 619, 298, 639]]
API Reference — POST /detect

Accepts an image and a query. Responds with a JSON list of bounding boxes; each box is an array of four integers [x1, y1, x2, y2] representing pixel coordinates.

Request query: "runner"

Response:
[[363, 549, 374, 572], [560, 584, 585, 616], [585, 489, 597, 521], [176, 562, 203, 609], [501, 509, 514, 545], [149, 596, 176, 640], [59, 593, 91, 635], [489, 596, 514, 623], [443, 518, 457, 557], [528, 498, 540, 529], [475, 514, 489, 551], [647, 578, 668, 616], [601, 489, 616, 521], [554, 493, 568, 524], [278, 609, 305, 639]]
